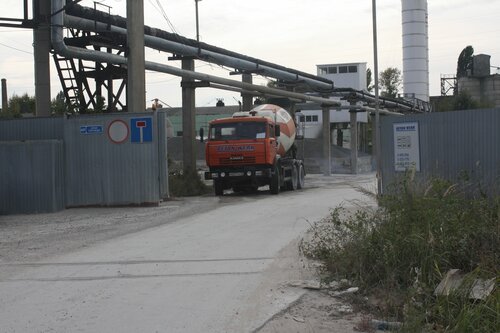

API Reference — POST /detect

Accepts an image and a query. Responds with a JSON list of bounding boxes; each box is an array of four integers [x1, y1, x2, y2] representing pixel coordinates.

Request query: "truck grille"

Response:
[[219, 156, 256, 165]]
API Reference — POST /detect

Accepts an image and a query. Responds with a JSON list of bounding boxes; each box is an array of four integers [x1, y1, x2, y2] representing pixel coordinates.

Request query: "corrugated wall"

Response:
[[0, 140, 65, 214], [64, 112, 162, 206], [0, 112, 168, 214], [381, 108, 500, 195], [0, 116, 64, 141]]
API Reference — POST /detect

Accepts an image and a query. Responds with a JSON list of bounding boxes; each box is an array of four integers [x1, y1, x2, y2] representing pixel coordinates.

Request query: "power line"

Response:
[[0, 41, 31, 54], [146, 0, 180, 35]]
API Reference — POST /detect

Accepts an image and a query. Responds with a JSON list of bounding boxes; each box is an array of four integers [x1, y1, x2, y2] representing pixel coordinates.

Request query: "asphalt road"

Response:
[[0, 174, 376, 333]]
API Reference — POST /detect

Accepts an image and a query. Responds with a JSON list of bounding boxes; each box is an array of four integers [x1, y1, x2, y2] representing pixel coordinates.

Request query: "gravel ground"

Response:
[[0, 173, 378, 332], [0, 196, 220, 266]]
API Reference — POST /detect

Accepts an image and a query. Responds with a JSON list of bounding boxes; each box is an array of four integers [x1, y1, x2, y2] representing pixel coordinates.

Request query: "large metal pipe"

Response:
[[52, 0, 339, 108], [63, 15, 334, 92], [66, 5, 332, 87], [329, 88, 421, 112]]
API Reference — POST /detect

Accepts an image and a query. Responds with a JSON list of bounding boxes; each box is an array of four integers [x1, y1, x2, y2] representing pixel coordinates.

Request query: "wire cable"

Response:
[[153, 0, 180, 35], [0, 41, 31, 54]]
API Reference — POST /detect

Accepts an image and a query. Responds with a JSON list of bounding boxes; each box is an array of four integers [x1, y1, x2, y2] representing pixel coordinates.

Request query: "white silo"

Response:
[[401, 0, 429, 102]]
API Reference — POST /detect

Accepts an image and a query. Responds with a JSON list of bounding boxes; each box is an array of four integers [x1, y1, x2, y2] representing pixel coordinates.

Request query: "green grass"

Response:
[[300, 176, 499, 332]]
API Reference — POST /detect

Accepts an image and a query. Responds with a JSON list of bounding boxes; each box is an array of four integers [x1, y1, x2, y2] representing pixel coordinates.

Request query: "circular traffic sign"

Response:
[[107, 119, 129, 144]]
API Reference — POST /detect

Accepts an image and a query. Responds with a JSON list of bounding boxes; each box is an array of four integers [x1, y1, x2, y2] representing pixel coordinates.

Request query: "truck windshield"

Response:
[[209, 122, 267, 140]]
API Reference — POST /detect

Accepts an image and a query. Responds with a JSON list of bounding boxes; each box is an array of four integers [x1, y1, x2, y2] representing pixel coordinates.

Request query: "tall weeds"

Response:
[[300, 176, 499, 331]]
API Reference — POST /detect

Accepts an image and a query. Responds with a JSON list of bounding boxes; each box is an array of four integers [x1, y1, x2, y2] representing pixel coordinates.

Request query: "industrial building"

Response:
[[458, 54, 500, 108]]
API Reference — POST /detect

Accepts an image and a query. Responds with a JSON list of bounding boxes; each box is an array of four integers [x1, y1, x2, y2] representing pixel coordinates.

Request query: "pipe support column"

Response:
[[1, 78, 7, 112], [33, 0, 51, 116], [241, 73, 253, 110], [127, 0, 146, 112], [322, 106, 331, 176], [350, 108, 358, 174], [182, 59, 196, 173]]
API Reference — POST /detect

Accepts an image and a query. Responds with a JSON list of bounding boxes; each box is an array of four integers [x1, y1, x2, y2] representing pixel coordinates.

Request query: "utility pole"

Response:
[[195, 0, 202, 42], [372, 0, 382, 195]]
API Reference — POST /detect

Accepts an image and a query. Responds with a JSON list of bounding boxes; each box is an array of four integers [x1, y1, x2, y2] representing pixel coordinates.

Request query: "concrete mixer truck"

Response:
[[204, 104, 305, 195]]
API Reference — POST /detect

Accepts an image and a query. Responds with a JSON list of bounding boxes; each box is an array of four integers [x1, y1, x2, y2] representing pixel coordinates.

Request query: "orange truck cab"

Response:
[[204, 105, 305, 195]]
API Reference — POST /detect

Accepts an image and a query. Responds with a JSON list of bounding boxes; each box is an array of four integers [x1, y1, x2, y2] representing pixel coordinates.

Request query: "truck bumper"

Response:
[[205, 166, 272, 181]]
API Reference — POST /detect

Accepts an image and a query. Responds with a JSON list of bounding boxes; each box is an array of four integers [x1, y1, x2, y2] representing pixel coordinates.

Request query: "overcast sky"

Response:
[[1, 0, 499, 108]]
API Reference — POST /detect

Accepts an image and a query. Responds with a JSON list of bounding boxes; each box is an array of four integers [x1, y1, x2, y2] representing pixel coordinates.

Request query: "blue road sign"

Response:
[[80, 125, 103, 135], [130, 117, 153, 143]]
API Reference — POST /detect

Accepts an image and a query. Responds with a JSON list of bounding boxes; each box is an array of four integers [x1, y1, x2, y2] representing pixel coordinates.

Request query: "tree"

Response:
[[456, 45, 474, 78], [9, 93, 35, 114], [366, 68, 374, 92], [379, 67, 401, 98], [51, 91, 68, 115], [434, 90, 493, 112], [94, 95, 106, 113], [453, 90, 479, 110]]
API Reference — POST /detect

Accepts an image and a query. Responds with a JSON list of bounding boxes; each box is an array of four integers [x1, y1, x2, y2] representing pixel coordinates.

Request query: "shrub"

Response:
[[300, 176, 499, 330], [169, 169, 210, 197]]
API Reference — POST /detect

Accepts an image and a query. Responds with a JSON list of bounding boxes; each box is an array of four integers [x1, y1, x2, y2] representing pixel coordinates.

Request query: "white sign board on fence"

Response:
[[393, 122, 420, 172]]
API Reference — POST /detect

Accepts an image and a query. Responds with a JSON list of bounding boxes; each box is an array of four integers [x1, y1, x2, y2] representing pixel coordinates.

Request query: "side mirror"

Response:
[[275, 124, 281, 137]]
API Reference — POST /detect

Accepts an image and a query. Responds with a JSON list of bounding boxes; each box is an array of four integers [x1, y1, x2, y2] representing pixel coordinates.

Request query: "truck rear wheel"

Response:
[[297, 164, 305, 189], [270, 165, 280, 194], [287, 164, 298, 191], [214, 180, 224, 196]]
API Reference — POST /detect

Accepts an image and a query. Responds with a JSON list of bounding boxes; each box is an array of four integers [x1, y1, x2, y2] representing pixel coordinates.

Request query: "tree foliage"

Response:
[[0, 93, 35, 118], [93, 95, 107, 113], [379, 67, 401, 98], [456, 45, 474, 78], [8, 93, 35, 114], [434, 90, 493, 112], [51, 91, 69, 115]]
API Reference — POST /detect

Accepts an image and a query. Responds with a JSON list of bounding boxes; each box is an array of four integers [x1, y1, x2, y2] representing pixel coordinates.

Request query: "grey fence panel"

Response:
[[0, 117, 64, 141], [381, 108, 500, 195], [0, 140, 65, 214], [64, 113, 161, 207]]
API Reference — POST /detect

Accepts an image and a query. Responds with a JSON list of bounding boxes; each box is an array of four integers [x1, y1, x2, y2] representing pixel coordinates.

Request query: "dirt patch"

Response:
[[257, 289, 365, 333]]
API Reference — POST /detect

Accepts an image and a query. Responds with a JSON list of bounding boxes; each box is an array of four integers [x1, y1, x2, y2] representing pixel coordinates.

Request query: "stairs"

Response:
[[53, 54, 85, 112]]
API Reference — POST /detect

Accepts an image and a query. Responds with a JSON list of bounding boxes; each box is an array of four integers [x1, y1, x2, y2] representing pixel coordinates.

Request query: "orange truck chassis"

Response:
[[204, 104, 305, 195]]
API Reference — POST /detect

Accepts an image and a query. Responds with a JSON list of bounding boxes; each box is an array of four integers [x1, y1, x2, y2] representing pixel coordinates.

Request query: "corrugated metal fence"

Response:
[[0, 140, 65, 214], [0, 111, 168, 214], [380, 108, 500, 195]]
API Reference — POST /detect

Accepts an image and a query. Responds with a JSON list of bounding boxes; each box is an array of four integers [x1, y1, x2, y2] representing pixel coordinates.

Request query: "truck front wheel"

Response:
[[270, 165, 280, 194]]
